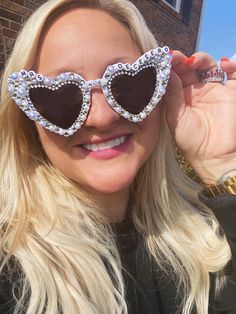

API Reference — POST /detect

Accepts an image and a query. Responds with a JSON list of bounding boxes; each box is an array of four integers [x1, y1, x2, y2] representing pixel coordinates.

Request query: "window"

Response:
[[162, 0, 181, 13]]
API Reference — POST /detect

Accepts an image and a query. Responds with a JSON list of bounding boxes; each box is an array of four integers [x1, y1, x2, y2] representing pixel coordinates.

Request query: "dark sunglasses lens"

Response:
[[29, 84, 84, 129], [110, 67, 156, 114]]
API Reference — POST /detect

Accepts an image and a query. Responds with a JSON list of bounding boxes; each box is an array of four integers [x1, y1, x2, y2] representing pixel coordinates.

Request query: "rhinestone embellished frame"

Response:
[[8, 46, 172, 137]]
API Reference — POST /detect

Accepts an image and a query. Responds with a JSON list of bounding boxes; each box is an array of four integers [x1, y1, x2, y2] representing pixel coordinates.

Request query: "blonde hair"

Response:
[[0, 0, 231, 313]]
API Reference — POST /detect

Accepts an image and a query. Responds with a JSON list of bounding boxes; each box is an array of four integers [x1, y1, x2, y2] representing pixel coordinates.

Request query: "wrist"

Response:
[[188, 158, 236, 185], [202, 175, 236, 198]]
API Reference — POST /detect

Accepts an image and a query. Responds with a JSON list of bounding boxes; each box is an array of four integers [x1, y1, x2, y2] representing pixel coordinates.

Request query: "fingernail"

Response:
[[169, 49, 173, 54], [185, 56, 196, 65], [221, 57, 229, 62]]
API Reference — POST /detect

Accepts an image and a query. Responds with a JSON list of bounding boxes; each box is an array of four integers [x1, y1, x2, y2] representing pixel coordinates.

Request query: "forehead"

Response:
[[34, 8, 141, 76], [44, 8, 132, 40]]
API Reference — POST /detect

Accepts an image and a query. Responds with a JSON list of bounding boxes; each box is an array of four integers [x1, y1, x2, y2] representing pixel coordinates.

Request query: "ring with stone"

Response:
[[200, 67, 227, 85]]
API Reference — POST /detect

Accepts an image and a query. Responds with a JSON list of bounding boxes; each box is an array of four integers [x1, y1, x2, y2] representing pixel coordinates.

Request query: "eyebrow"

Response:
[[45, 55, 138, 78]]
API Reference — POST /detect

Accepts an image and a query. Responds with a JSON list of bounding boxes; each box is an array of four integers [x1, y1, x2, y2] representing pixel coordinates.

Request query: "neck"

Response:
[[87, 188, 130, 223]]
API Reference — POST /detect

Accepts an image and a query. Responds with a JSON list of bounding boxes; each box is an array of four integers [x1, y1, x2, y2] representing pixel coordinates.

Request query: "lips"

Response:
[[82, 135, 128, 151]]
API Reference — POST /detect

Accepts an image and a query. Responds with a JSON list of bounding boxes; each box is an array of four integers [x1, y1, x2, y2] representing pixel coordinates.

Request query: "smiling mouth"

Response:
[[81, 135, 129, 152]]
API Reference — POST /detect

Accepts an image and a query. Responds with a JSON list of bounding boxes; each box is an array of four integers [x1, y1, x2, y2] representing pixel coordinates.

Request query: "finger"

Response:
[[171, 50, 186, 65], [172, 51, 216, 73], [178, 52, 217, 87], [220, 60, 236, 80], [171, 51, 199, 86], [171, 50, 189, 74], [185, 51, 216, 71], [165, 70, 186, 134], [220, 59, 236, 73]]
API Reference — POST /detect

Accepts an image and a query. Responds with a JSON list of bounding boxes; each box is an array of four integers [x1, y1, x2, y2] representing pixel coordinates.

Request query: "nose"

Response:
[[84, 87, 120, 130]]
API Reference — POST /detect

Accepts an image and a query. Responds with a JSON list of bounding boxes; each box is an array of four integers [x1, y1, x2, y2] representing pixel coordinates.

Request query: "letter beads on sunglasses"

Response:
[[8, 46, 172, 136]]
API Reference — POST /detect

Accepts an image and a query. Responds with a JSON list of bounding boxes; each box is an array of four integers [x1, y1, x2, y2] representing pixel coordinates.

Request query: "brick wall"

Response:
[[0, 0, 203, 73], [0, 0, 46, 72], [133, 0, 203, 54]]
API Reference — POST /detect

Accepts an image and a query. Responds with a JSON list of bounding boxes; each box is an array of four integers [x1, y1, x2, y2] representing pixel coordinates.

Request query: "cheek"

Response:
[[35, 124, 70, 167], [34, 107, 162, 193], [139, 107, 161, 153]]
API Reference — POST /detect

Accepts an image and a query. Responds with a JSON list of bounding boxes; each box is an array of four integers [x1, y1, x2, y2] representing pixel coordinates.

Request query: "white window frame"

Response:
[[162, 0, 181, 13]]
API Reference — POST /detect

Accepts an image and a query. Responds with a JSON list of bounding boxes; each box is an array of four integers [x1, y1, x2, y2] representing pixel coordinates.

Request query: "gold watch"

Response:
[[202, 175, 236, 198]]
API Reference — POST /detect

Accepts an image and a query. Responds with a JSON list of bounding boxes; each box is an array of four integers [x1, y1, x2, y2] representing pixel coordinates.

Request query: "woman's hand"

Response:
[[165, 51, 236, 183]]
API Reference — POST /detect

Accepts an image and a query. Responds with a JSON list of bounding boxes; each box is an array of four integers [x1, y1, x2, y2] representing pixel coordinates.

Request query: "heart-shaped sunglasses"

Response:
[[8, 46, 172, 136]]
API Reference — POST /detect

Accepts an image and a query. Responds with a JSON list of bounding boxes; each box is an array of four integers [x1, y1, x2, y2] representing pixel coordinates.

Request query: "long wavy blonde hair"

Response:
[[0, 0, 231, 313]]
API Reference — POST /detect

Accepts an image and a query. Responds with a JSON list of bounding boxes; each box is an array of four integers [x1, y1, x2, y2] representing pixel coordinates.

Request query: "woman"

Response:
[[0, 0, 236, 313]]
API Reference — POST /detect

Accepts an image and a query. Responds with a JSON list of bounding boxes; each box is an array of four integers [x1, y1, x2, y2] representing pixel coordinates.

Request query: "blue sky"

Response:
[[198, 0, 236, 61]]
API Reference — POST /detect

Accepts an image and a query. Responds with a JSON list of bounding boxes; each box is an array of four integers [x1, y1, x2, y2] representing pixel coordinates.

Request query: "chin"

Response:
[[80, 174, 135, 195]]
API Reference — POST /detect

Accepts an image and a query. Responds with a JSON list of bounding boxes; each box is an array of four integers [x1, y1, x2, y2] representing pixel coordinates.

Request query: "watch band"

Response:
[[202, 175, 236, 198]]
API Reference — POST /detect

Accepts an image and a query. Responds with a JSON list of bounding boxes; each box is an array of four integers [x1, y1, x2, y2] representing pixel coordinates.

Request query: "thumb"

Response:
[[164, 70, 186, 135]]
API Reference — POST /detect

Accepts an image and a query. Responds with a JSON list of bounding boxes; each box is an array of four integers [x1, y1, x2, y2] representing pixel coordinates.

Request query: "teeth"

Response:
[[82, 135, 128, 151]]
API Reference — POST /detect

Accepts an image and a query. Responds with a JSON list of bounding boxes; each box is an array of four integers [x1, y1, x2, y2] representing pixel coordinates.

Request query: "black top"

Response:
[[1, 193, 236, 313]]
